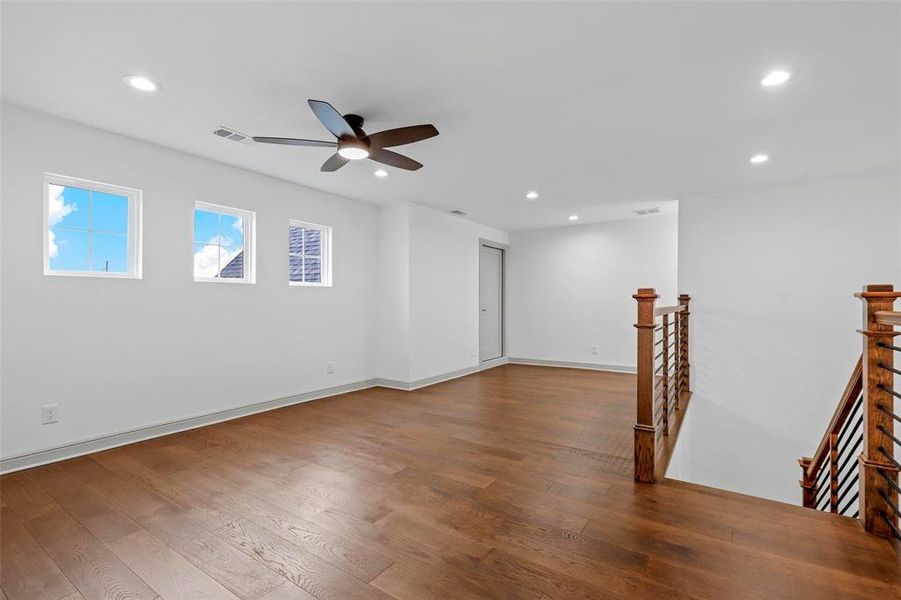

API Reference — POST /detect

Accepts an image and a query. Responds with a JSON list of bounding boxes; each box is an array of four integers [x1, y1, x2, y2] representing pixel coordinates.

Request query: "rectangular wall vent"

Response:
[[450, 210, 467, 216], [213, 126, 253, 145], [633, 207, 662, 216]]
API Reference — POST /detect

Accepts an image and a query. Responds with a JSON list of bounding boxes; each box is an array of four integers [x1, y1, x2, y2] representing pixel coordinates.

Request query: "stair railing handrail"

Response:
[[799, 356, 863, 511], [801, 284, 900, 542], [633, 288, 691, 483]]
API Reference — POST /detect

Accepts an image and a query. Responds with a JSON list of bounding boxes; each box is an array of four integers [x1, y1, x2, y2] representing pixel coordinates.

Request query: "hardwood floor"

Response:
[[1, 364, 898, 599]]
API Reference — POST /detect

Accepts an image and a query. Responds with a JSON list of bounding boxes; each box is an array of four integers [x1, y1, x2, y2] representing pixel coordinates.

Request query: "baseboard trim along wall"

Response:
[[508, 357, 636, 373], [0, 357, 513, 474], [375, 356, 509, 391], [0, 379, 378, 475]]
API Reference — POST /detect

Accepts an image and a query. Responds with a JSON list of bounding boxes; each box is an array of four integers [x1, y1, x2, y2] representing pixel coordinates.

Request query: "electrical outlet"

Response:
[[42, 404, 59, 424], [591, 345, 599, 355], [326, 361, 334, 374]]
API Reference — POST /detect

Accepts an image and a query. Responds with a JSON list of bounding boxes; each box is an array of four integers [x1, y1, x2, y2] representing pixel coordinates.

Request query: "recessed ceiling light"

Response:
[[568, 215, 579, 221], [374, 169, 388, 178], [760, 70, 791, 87], [123, 75, 160, 92], [525, 191, 539, 200], [749, 154, 770, 164]]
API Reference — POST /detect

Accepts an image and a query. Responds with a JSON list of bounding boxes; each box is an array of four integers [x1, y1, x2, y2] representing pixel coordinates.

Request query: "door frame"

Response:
[[478, 239, 508, 363]]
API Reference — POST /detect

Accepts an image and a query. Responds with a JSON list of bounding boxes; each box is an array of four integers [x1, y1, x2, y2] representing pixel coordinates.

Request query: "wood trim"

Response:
[[634, 289, 691, 484], [654, 305, 685, 317], [858, 283, 899, 537], [874, 311, 901, 327], [803, 356, 863, 481], [633, 288, 659, 483], [678, 294, 691, 393]]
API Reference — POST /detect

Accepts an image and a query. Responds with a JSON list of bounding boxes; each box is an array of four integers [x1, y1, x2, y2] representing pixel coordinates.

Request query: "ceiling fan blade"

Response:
[[370, 149, 423, 171], [308, 99, 356, 140], [364, 124, 439, 150], [321, 153, 350, 172], [253, 136, 336, 148]]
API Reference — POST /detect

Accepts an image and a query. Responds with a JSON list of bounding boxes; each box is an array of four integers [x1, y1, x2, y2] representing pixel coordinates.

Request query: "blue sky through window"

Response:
[[193, 206, 245, 279], [48, 184, 129, 273]]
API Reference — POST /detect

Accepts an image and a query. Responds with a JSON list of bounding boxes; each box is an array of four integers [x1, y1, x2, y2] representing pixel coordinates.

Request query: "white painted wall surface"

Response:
[[408, 203, 509, 382], [669, 172, 901, 505], [373, 202, 411, 383], [507, 216, 678, 370], [1, 105, 378, 459]]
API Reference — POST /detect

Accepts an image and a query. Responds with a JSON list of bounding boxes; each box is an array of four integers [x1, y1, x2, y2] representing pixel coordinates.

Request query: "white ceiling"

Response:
[[2, 1, 898, 231]]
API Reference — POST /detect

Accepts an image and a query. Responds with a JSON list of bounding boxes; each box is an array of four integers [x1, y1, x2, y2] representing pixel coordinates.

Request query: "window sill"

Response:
[[194, 277, 255, 284], [44, 270, 141, 279], [289, 281, 331, 288]]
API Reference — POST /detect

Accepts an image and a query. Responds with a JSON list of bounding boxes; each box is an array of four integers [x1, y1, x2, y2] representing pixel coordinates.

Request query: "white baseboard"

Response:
[[508, 357, 636, 373], [0, 356, 576, 474], [375, 356, 509, 391], [0, 379, 378, 475]]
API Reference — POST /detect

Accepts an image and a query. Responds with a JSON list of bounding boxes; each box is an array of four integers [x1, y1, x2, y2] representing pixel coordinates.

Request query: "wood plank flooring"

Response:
[[1, 364, 898, 599]]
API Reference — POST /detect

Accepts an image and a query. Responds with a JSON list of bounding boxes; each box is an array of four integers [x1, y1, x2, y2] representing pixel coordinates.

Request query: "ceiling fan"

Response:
[[253, 99, 438, 172]]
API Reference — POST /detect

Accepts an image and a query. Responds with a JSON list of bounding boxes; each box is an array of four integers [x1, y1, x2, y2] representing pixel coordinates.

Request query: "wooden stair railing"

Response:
[[633, 288, 691, 483], [801, 284, 901, 542], [798, 357, 863, 515]]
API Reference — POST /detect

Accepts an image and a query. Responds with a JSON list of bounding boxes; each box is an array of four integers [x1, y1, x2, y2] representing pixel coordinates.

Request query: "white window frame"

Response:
[[43, 173, 143, 279], [193, 201, 256, 284], [288, 219, 332, 287]]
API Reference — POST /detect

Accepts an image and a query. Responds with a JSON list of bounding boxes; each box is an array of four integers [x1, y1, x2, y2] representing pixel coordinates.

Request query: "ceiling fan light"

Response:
[[338, 146, 369, 160]]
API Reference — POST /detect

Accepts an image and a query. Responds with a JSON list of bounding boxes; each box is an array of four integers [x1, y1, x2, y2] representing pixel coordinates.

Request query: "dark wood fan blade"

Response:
[[321, 153, 350, 172], [364, 124, 438, 150], [308, 99, 356, 140], [253, 137, 337, 148], [369, 149, 423, 171]]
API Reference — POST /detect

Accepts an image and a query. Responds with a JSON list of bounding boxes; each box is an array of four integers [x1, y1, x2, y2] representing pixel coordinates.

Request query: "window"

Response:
[[193, 202, 255, 283], [44, 174, 142, 278], [289, 220, 331, 286]]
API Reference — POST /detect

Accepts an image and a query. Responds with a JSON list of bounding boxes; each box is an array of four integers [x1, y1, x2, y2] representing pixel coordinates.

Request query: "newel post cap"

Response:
[[633, 288, 659, 301], [854, 283, 900, 300]]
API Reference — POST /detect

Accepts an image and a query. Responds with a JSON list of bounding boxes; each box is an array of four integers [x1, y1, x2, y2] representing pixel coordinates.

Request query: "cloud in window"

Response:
[[194, 237, 241, 278], [47, 184, 77, 258]]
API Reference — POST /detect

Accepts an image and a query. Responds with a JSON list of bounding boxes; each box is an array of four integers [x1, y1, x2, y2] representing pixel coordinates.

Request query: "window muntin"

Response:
[[289, 220, 331, 286], [193, 202, 254, 283], [44, 174, 141, 278]]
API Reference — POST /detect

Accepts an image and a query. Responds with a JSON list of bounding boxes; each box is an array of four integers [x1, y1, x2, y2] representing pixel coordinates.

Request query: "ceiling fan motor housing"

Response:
[[338, 113, 370, 157], [343, 114, 367, 137]]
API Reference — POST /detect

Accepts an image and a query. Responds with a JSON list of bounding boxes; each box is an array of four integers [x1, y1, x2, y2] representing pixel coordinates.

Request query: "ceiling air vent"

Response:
[[213, 126, 253, 145], [633, 207, 662, 216], [450, 210, 467, 216]]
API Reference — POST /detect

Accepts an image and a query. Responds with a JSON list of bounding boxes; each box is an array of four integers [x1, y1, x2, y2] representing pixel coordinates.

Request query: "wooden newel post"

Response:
[[856, 284, 900, 537], [678, 294, 691, 395], [634, 287, 659, 483]]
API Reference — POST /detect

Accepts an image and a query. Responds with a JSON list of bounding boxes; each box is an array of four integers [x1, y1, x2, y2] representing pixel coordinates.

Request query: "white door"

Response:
[[479, 245, 504, 362]]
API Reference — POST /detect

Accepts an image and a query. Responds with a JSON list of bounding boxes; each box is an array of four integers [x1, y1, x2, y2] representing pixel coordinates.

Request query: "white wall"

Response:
[[1, 105, 378, 460], [373, 202, 411, 382], [669, 172, 901, 504], [507, 215, 678, 370], [408, 203, 508, 382]]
